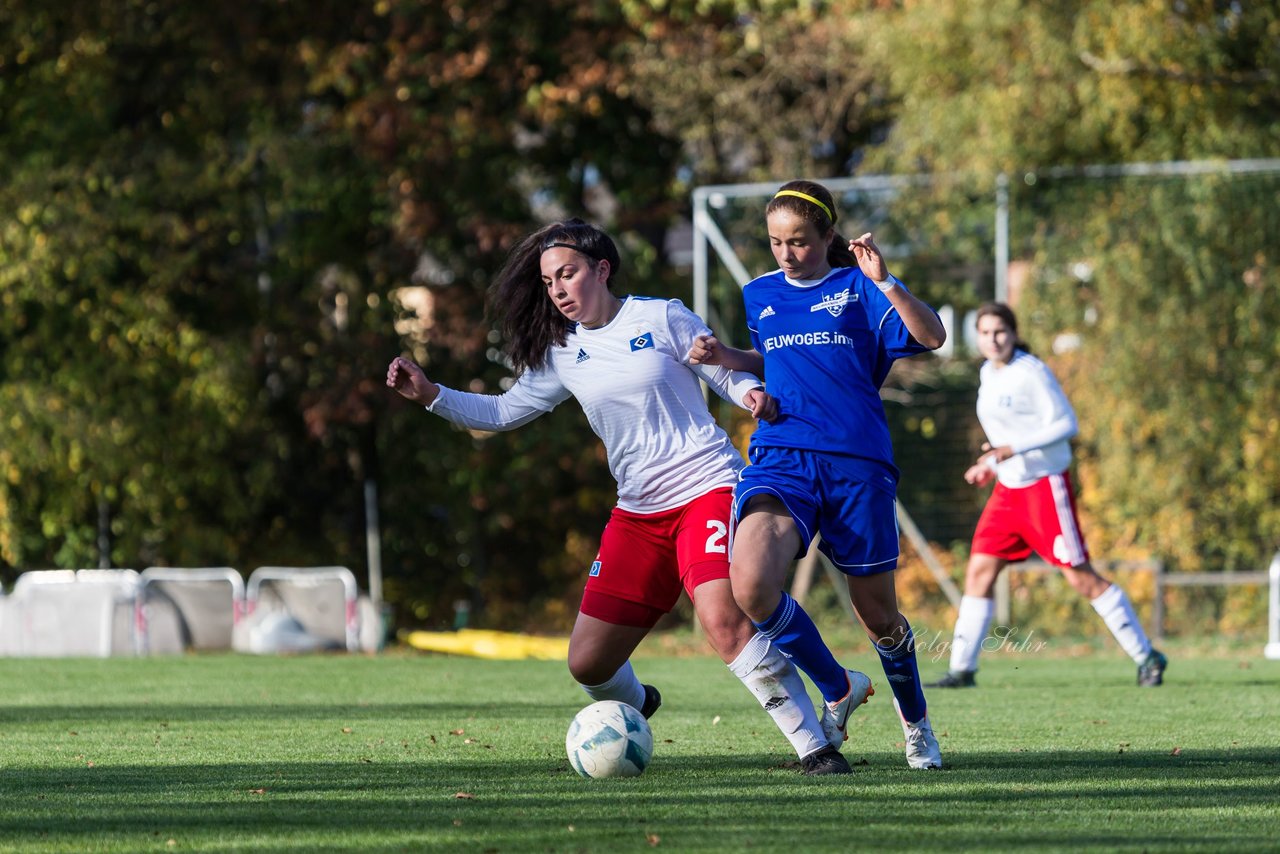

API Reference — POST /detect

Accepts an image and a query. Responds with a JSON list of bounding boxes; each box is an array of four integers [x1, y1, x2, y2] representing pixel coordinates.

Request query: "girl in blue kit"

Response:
[[691, 179, 947, 768]]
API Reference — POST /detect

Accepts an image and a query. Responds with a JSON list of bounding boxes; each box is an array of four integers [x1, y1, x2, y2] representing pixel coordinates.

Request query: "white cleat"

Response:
[[820, 669, 874, 750], [894, 697, 942, 769]]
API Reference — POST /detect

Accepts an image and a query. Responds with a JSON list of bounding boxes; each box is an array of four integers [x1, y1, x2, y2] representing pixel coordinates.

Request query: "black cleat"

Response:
[[800, 746, 852, 776], [639, 684, 662, 718], [927, 670, 977, 688], [1137, 650, 1167, 687]]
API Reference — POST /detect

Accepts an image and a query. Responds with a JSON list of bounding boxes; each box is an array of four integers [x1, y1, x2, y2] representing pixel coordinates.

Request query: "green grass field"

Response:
[[0, 641, 1276, 852]]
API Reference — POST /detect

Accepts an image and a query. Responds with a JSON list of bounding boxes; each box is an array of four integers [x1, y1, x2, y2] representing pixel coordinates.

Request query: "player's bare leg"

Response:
[[963, 552, 1006, 598], [567, 612, 659, 715], [689, 578, 756, 664], [1059, 561, 1110, 599], [729, 498, 802, 623]]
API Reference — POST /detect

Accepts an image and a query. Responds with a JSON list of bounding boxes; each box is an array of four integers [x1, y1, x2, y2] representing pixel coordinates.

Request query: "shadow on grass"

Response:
[[1, 749, 1277, 851], [0, 701, 571, 724]]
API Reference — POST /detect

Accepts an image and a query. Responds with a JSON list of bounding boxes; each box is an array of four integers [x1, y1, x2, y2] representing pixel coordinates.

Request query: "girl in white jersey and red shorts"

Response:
[[928, 302, 1167, 688], [387, 219, 857, 774]]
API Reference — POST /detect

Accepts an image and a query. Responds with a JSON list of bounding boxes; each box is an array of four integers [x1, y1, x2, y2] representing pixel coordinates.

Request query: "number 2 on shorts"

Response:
[[704, 520, 728, 554]]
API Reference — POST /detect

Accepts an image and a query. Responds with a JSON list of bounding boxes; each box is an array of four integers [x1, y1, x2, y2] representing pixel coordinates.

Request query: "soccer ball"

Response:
[[565, 700, 653, 779]]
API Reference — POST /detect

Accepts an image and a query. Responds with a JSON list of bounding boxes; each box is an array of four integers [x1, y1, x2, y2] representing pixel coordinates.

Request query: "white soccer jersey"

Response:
[[976, 351, 1079, 488], [427, 296, 763, 513]]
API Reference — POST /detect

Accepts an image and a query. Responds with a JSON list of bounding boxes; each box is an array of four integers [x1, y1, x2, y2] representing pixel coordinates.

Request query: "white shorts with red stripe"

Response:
[[970, 471, 1090, 568]]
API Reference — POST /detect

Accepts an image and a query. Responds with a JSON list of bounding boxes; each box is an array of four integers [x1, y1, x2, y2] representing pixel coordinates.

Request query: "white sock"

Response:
[[1090, 584, 1152, 662], [728, 632, 828, 759], [580, 660, 646, 710], [949, 595, 995, 673]]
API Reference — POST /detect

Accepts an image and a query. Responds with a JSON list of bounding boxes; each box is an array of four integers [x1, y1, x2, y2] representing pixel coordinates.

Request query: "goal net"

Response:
[[235, 566, 383, 654], [136, 567, 245, 654]]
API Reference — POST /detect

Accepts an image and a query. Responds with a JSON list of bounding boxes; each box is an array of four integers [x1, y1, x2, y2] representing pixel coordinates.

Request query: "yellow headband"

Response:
[[773, 189, 835, 223]]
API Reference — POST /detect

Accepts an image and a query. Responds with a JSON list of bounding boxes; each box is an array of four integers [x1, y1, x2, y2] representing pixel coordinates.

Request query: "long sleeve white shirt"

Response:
[[427, 296, 762, 513], [976, 350, 1078, 488]]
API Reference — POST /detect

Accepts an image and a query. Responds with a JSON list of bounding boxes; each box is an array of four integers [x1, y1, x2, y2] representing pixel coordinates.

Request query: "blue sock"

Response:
[[753, 592, 848, 702], [876, 621, 927, 723]]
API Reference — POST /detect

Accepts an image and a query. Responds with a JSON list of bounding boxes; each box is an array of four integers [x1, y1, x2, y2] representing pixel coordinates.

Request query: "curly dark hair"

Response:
[[487, 218, 623, 373], [764, 179, 857, 268]]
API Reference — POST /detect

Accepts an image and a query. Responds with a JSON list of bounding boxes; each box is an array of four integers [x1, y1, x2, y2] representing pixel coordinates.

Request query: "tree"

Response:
[[0, 1, 306, 569], [865, 1, 1279, 174], [863, 0, 1280, 569], [0, 0, 694, 629], [619, 0, 897, 183]]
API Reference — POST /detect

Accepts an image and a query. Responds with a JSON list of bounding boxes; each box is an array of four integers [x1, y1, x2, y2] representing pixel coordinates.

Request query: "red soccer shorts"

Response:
[[579, 487, 733, 628], [970, 471, 1090, 568]]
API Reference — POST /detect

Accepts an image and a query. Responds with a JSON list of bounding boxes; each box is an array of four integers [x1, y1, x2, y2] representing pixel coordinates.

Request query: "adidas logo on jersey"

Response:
[[575, 348, 590, 363], [810, 288, 856, 317], [758, 305, 776, 319]]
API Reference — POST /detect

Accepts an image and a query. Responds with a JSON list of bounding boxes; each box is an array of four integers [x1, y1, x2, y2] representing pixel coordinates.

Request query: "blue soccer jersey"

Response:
[[743, 266, 934, 479]]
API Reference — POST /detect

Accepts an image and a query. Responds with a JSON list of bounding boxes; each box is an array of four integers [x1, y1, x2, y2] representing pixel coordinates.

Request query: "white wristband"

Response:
[[873, 274, 899, 293]]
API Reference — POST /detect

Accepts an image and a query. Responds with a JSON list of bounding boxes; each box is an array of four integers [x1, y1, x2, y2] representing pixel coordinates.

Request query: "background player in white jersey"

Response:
[[928, 302, 1168, 688], [387, 218, 858, 774], [691, 180, 946, 769]]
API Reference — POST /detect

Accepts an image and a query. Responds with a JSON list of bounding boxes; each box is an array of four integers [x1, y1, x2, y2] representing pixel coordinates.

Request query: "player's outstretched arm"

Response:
[[688, 335, 766, 377], [850, 232, 947, 350], [386, 356, 441, 407]]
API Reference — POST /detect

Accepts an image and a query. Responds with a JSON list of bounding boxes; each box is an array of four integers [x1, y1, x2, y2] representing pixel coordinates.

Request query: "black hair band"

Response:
[[541, 241, 598, 260]]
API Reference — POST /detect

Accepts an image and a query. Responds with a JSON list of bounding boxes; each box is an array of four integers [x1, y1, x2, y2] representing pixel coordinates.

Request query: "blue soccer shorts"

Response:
[[732, 445, 900, 576]]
